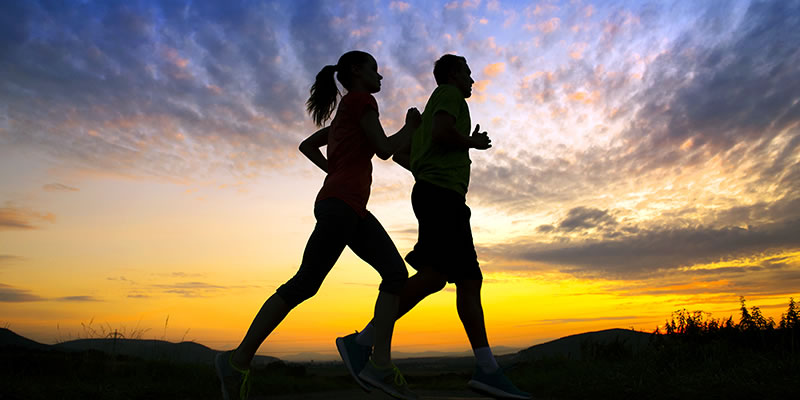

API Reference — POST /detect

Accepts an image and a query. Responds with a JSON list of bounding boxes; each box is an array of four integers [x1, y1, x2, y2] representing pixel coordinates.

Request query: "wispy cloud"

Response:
[[42, 183, 79, 192], [0, 205, 55, 230], [0, 283, 103, 303], [517, 315, 641, 327], [0, 255, 24, 266], [0, 283, 44, 302], [54, 296, 101, 302], [143, 281, 256, 298]]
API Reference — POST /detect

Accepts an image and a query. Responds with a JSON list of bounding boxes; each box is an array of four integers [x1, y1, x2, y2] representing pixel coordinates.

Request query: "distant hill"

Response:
[[54, 338, 279, 365], [2, 327, 651, 366], [503, 328, 652, 362], [282, 345, 523, 362], [0, 328, 278, 366], [0, 328, 49, 350]]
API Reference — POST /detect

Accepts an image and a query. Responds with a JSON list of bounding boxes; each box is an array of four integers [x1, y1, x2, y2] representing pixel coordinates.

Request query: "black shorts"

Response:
[[404, 180, 482, 283]]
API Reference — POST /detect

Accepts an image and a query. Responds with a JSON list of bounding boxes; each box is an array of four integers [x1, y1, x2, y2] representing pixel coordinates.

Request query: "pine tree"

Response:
[[779, 297, 798, 329]]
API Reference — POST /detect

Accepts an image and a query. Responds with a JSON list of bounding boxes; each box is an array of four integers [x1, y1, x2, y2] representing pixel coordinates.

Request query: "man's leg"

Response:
[[457, 280, 531, 399], [398, 268, 448, 318], [455, 279, 489, 349], [356, 268, 447, 346]]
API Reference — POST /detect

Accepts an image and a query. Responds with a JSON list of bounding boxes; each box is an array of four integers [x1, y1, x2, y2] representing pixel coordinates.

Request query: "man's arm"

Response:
[[299, 126, 330, 173], [432, 111, 491, 150]]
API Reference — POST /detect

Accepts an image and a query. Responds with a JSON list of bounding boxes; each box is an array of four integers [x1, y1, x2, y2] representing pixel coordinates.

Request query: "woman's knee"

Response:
[[379, 271, 408, 295], [275, 279, 322, 308]]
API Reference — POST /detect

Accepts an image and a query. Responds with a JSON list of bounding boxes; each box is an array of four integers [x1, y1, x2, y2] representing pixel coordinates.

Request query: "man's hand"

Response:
[[469, 124, 492, 150]]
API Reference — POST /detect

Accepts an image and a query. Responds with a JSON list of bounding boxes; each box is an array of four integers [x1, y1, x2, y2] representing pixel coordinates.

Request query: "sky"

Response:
[[1, 0, 799, 360]]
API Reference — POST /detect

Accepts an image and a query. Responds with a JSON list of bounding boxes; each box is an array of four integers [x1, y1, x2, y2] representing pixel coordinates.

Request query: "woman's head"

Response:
[[306, 50, 380, 126]]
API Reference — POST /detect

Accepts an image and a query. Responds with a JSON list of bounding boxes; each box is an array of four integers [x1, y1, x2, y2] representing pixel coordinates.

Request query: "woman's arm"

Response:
[[299, 126, 330, 173], [360, 107, 421, 160], [392, 137, 412, 171]]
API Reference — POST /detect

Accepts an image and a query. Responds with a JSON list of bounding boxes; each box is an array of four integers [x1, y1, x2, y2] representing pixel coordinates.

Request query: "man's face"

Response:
[[451, 60, 475, 98]]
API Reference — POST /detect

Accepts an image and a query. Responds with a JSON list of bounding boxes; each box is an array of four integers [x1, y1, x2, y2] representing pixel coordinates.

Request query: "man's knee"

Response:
[[421, 270, 447, 293], [455, 278, 482, 296], [423, 278, 446, 294]]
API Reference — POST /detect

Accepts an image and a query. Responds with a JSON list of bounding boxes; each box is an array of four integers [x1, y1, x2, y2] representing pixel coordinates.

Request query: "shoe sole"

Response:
[[336, 337, 372, 392], [358, 373, 416, 400], [468, 379, 532, 400], [214, 352, 232, 400]]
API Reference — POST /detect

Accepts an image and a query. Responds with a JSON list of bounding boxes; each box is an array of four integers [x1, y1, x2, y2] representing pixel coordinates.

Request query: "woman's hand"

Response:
[[406, 107, 422, 129]]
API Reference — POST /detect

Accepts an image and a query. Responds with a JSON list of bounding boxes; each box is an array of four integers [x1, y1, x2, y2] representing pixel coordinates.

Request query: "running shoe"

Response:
[[214, 350, 251, 400], [358, 360, 419, 400], [336, 331, 373, 392], [467, 366, 531, 399]]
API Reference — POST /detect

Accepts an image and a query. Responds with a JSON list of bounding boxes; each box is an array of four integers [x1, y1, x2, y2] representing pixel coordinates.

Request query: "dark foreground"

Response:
[[4, 298, 799, 399], [2, 336, 798, 400]]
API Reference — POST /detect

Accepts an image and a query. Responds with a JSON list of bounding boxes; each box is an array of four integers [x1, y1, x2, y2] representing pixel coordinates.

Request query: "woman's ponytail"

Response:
[[305, 51, 373, 127], [306, 64, 339, 127]]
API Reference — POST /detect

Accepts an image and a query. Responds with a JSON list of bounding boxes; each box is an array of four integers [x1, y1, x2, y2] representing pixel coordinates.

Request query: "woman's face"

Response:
[[356, 56, 383, 93]]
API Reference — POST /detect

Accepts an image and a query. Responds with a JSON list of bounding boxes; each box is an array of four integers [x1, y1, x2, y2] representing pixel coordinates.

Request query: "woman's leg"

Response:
[[232, 198, 355, 368], [231, 293, 291, 368], [348, 212, 408, 367]]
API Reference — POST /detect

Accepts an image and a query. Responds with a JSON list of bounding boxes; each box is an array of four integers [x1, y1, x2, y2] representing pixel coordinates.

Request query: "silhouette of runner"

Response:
[[337, 54, 531, 400], [215, 50, 421, 400]]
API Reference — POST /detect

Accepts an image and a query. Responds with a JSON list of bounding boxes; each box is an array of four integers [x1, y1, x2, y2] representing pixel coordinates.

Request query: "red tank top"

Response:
[[315, 92, 378, 216]]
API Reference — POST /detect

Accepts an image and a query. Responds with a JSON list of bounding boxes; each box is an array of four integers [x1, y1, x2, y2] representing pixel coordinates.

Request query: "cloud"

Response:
[[525, 4, 560, 17], [150, 281, 243, 297], [0, 283, 103, 302], [621, 0, 800, 173], [0, 255, 23, 265], [527, 17, 560, 33], [483, 62, 505, 78], [0, 205, 55, 230], [517, 315, 641, 327], [43, 183, 79, 192], [472, 0, 799, 216], [0, 283, 44, 302], [556, 207, 617, 232], [1, 1, 310, 180], [492, 216, 800, 279], [389, 1, 411, 12], [54, 296, 101, 302]]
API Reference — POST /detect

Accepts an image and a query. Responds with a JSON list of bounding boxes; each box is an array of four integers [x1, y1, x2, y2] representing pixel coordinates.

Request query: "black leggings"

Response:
[[276, 197, 408, 308]]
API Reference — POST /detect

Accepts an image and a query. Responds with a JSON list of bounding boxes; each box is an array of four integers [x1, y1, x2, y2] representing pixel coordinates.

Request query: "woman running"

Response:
[[215, 50, 420, 400]]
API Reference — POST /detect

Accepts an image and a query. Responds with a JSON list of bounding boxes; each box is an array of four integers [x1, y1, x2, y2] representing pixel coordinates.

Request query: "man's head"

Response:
[[433, 54, 474, 98]]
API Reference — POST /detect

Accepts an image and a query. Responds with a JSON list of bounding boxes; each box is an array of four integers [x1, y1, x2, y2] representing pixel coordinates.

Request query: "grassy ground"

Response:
[[2, 335, 798, 399]]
